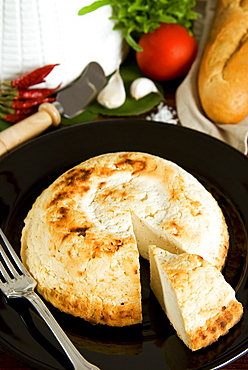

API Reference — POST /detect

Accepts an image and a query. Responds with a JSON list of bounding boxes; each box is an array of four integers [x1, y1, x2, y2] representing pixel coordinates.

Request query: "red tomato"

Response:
[[136, 23, 197, 81]]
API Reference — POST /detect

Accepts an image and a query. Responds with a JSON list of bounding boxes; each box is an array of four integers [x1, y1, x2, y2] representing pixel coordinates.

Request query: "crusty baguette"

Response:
[[198, 0, 248, 124]]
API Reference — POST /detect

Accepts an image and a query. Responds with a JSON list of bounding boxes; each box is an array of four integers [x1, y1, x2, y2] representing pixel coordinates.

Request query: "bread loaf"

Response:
[[198, 0, 248, 124]]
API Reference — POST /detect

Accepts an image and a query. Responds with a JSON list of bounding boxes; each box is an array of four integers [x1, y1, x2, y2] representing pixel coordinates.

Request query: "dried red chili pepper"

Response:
[[10, 64, 59, 88], [0, 104, 14, 115], [14, 107, 38, 116], [0, 64, 60, 124], [0, 87, 13, 96], [0, 113, 28, 124], [0, 85, 60, 100], [13, 97, 56, 108], [0, 97, 56, 109], [0, 104, 37, 116], [0, 95, 13, 103], [0, 102, 43, 123], [15, 85, 61, 99]]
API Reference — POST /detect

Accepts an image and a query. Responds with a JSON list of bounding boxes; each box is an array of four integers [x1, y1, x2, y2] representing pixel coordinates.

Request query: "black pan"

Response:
[[0, 119, 247, 370]]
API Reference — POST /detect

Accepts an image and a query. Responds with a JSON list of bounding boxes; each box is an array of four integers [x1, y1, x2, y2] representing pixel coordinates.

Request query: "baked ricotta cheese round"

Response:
[[21, 152, 229, 327]]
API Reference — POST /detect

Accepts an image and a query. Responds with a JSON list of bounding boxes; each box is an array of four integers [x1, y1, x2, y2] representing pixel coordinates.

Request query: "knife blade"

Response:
[[54, 62, 106, 119], [0, 62, 106, 157]]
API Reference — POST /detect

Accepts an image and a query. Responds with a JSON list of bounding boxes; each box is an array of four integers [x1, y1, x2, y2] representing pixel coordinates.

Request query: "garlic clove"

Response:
[[130, 77, 161, 100], [97, 68, 126, 109]]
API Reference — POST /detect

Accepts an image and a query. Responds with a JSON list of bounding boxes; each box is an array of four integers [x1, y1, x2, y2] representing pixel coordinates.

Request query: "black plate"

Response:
[[0, 119, 248, 370]]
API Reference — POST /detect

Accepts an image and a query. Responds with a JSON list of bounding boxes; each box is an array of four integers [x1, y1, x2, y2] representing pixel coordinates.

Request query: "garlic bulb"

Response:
[[97, 68, 126, 109], [130, 77, 160, 100]]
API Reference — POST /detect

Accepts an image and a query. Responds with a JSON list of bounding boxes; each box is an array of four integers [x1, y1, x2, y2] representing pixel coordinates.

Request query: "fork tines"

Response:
[[0, 228, 26, 282]]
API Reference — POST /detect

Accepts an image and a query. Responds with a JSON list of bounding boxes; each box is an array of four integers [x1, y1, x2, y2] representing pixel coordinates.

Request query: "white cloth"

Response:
[[176, 0, 248, 154], [0, 0, 128, 89]]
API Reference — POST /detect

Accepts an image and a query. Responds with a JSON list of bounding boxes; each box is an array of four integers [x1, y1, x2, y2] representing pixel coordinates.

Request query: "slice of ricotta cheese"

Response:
[[149, 246, 243, 351], [21, 152, 229, 327]]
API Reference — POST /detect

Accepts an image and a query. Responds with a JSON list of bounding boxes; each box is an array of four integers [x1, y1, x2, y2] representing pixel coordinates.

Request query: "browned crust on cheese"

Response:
[[37, 284, 141, 327], [198, 0, 248, 124], [189, 300, 243, 351]]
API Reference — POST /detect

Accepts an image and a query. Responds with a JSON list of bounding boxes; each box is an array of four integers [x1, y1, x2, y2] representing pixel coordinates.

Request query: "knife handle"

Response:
[[0, 103, 61, 157]]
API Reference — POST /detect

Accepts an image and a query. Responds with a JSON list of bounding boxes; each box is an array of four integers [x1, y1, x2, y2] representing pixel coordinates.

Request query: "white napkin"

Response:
[[176, 0, 248, 154]]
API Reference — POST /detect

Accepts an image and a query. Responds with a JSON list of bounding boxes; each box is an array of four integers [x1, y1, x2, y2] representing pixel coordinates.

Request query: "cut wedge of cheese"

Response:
[[21, 152, 229, 327], [149, 246, 243, 351]]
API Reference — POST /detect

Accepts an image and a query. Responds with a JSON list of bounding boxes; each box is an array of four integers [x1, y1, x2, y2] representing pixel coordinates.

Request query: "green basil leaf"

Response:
[[0, 118, 10, 131], [78, 0, 109, 15], [87, 92, 162, 116], [60, 110, 99, 126]]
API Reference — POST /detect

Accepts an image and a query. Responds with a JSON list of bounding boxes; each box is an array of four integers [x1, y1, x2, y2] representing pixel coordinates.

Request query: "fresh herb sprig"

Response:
[[78, 0, 200, 51]]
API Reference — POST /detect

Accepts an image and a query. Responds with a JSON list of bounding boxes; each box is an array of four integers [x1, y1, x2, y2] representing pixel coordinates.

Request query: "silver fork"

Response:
[[0, 228, 100, 370]]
